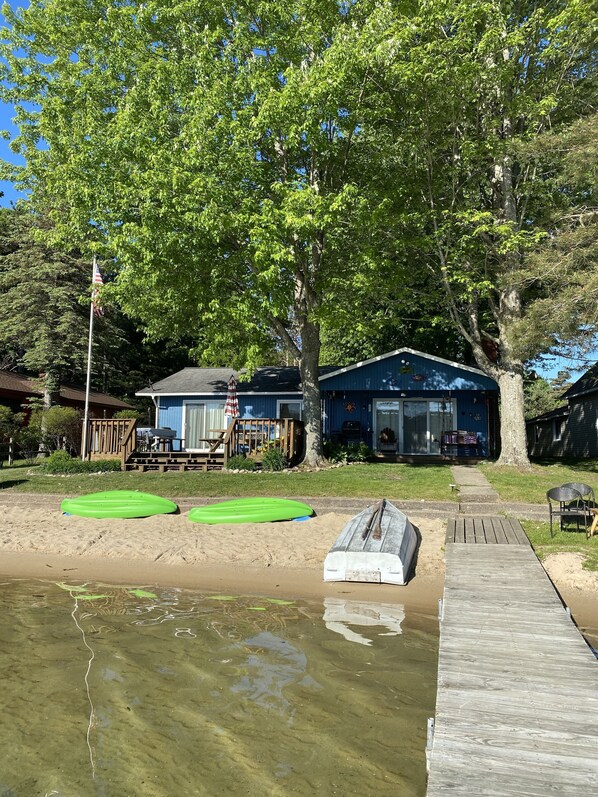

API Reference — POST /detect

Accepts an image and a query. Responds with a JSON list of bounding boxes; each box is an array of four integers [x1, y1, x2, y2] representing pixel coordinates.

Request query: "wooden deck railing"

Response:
[[82, 418, 137, 468], [81, 417, 303, 469], [224, 418, 304, 466]]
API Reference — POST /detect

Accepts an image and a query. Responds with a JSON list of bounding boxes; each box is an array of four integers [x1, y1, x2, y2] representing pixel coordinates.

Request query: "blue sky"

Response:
[[0, 0, 27, 207], [0, 0, 593, 381]]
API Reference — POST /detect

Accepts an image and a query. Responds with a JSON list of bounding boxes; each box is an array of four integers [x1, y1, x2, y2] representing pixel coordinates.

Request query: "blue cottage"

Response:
[[136, 348, 499, 458]]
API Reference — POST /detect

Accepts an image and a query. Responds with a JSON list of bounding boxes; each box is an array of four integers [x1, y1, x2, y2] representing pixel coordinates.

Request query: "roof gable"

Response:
[[561, 364, 598, 400], [319, 348, 497, 392]]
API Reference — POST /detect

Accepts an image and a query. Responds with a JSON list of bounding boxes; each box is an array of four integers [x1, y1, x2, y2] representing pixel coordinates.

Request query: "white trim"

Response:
[[319, 347, 495, 382], [277, 399, 303, 420]]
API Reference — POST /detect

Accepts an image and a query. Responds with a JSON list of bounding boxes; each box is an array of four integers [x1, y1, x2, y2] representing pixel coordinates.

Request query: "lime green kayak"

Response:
[[188, 498, 314, 525], [61, 490, 178, 519]]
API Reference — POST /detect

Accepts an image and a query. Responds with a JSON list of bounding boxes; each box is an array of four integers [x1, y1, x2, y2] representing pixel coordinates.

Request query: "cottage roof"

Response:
[[525, 405, 569, 424], [137, 366, 339, 396], [561, 364, 598, 400], [0, 370, 133, 409], [136, 348, 495, 397]]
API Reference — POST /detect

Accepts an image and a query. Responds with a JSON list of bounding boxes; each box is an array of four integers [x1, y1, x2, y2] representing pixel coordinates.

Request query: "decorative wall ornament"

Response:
[[344, 402, 356, 413]]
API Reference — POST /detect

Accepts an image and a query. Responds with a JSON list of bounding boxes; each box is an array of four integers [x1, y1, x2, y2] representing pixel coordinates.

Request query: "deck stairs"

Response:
[[124, 450, 225, 473]]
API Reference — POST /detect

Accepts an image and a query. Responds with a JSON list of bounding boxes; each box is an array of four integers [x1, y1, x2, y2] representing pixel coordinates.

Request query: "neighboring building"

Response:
[[0, 370, 133, 418], [527, 364, 598, 459], [137, 348, 499, 458]]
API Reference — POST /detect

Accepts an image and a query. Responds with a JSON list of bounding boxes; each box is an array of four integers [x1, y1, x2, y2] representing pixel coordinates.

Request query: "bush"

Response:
[[113, 409, 141, 420], [42, 406, 81, 453], [225, 454, 257, 471], [16, 424, 44, 462], [261, 446, 288, 471], [323, 441, 373, 463], [0, 406, 24, 441], [39, 450, 121, 474]]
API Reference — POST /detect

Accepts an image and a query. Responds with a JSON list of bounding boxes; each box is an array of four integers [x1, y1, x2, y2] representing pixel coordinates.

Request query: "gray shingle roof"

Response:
[[137, 366, 339, 395], [561, 364, 598, 400]]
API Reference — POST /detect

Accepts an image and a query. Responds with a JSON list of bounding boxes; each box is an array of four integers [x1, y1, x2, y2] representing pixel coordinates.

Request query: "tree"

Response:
[[0, 208, 96, 407], [365, 0, 597, 466], [524, 372, 570, 421], [512, 113, 598, 360], [0, 0, 385, 466]]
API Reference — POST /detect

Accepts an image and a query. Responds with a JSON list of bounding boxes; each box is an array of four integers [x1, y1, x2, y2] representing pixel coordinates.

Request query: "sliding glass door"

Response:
[[374, 399, 454, 454], [403, 402, 428, 454], [184, 402, 225, 450]]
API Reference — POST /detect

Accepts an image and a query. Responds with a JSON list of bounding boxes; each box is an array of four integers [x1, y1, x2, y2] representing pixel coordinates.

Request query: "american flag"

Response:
[[92, 258, 104, 317]]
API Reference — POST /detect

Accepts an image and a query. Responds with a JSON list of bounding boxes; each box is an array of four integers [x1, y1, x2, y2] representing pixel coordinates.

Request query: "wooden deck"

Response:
[[445, 516, 529, 545], [427, 517, 598, 796], [82, 417, 304, 470]]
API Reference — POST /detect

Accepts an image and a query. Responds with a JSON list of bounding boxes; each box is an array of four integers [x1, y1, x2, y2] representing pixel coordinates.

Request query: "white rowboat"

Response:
[[323, 499, 417, 585]]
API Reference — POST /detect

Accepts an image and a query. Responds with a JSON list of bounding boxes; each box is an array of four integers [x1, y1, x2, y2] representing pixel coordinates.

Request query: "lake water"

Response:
[[0, 580, 438, 797]]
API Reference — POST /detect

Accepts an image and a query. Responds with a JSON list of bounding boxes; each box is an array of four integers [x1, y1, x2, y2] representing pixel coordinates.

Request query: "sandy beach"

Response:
[[0, 503, 596, 634]]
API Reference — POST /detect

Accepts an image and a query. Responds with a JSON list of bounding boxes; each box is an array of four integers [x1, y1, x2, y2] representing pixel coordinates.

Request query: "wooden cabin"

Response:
[[105, 348, 498, 470]]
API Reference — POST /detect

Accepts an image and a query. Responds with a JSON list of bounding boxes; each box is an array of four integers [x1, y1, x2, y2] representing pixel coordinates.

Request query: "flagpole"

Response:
[[81, 255, 96, 461]]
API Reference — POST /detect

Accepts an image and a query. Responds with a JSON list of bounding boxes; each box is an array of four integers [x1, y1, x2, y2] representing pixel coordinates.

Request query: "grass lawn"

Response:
[[0, 461, 458, 501], [521, 520, 598, 573], [480, 460, 598, 504]]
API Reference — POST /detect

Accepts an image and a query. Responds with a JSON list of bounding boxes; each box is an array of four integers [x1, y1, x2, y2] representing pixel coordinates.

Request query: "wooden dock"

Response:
[[427, 516, 598, 796]]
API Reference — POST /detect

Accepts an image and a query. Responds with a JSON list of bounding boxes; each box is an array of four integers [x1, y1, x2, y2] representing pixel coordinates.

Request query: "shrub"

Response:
[[42, 406, 81, 452], [39, 450, 121, 474], [323, 441, 373, 463], [16, 424, 44, 462], [113, 409, 141, 420], [0, 406, 23, 441], [261, 446, 288, 471], [225, 454, 257, 471]]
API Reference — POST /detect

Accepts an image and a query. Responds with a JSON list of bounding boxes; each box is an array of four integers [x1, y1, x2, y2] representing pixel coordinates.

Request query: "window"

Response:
[[278, 401, 303, 421], [552, 418, 563, 442]]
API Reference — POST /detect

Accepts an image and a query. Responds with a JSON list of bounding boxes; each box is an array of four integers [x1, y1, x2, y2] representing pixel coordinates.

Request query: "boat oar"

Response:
[[362, 499, 383, 540], [372, 499, 386, 540]]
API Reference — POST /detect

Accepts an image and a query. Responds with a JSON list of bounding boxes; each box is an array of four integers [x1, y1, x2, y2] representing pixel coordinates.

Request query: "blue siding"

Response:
[[156, 394, 301, 442], [321, 352, 496, 392], [150, 351, 497, 456], [325, 390, 491, 453]]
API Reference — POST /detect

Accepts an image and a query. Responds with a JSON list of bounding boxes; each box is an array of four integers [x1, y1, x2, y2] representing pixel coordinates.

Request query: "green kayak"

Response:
[[188, 498, 314, 525], [61, 490, 178, 519]]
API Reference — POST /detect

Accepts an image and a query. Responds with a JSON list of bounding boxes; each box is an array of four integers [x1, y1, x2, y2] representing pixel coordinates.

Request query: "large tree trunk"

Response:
[[298, 316, 326, 468], [495, 366, 529, 466]]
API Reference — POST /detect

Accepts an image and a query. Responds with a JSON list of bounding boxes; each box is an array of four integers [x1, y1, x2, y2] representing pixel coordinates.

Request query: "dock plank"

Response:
[[427, 542, 598, 796]]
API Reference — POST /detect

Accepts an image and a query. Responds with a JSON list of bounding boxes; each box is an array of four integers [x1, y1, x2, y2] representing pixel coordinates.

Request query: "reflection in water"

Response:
[[0, 581, 438, 797], [323, 597, 406, 646]]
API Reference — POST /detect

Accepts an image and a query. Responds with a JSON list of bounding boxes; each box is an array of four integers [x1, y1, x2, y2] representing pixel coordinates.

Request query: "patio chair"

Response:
[[561, 481, 595, 537], [546, 486, 590, 537], [561, 482, 595, 506]]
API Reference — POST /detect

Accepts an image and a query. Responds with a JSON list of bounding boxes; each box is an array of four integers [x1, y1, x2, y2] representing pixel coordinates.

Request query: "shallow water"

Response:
[[0, 580, 438, 797]]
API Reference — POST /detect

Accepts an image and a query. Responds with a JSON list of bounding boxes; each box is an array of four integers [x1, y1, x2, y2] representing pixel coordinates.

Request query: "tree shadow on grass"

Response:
[[0, 479, 28, 489]]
